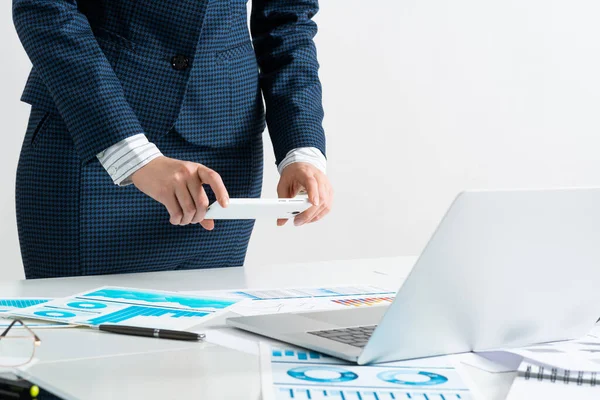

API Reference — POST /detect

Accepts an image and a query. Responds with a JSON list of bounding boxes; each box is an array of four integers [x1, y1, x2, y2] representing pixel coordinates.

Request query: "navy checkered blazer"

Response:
[[13, 0, 326, 164], [12, 0, 326, 278]]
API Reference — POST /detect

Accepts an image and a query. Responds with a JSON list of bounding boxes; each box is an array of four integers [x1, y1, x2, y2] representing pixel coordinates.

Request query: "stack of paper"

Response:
[[508, 338, 600, 398], [3, 285, 395, 331], [475, 330, 600, 399]]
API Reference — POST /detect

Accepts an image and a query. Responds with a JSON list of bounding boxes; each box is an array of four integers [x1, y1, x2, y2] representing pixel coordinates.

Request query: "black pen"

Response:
[[97, 324, 205, 341]]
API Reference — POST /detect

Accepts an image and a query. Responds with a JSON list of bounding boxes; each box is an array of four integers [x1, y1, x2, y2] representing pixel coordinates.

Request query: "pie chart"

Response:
[[34, 310, 76, 319], [287, 366, 358, 383], [377, 370, 448, 386], [67, 301, 107, 310]]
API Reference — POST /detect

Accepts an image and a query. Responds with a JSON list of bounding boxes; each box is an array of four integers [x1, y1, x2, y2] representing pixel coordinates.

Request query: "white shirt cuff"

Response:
[[96, 133, 163, 186], [277, 147, 327, 175]]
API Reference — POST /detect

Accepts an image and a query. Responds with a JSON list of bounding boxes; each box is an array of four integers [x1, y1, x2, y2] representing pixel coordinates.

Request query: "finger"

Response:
[[302, 176, 320, 206], [308, 200, 332, 223], [294, 204, 320, 226], [187, 178, 210, 224], [291, 182, 305, 198], [186, 178, 202, 224], [295, 179, 330, 225], [175, 184, 197, 225], [305, 182, 330, 224], [277, 179, 291, 198], [276, 178, 308, 226], [163, 193, 184, 225], [198, 167, 229, 207], [200, 219, 215, 231]]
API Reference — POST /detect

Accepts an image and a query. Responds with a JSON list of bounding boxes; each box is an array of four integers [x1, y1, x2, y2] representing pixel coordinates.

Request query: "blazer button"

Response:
[[171, 54, 190, 71]]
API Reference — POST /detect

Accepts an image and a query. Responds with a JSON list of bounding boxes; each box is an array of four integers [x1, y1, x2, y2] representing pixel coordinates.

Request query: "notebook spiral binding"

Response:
[[521, 364, 599, 386]]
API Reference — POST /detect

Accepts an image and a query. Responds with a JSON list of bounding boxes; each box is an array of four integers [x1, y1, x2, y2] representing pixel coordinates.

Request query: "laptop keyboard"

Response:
[[308, 325, 377, 348]]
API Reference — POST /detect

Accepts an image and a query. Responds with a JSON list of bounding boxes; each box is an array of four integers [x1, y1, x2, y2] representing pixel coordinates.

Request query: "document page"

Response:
[[487, 337, 600, 372], [8, 287, 242, 330], [185, 285, 396, 316], [0, 298, 69, 328], [260, 344, 480, 400]]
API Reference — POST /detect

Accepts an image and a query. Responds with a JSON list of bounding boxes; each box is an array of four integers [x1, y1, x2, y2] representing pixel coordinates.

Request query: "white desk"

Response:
[[0, 257, 516, 399]]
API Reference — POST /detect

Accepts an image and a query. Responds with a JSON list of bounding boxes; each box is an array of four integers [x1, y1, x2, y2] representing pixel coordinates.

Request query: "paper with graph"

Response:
[[185, 285, 396, 316], [7, 287, 241, 330], [0, 298, 71, 329], [260, 344, 477, 400], [0, 298, 52, 314]]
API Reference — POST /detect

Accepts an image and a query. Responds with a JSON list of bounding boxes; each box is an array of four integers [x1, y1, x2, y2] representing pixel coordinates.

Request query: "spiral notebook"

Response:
[[506, 361, 600, 399]]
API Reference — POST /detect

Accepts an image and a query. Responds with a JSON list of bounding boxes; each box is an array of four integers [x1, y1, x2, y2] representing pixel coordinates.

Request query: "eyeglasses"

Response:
[[0, 319, 41, 367]]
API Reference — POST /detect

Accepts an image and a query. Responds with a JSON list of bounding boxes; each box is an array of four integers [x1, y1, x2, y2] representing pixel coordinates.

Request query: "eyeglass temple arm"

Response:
[[0, 319, 42, 344], [0, 319, 20, 337]]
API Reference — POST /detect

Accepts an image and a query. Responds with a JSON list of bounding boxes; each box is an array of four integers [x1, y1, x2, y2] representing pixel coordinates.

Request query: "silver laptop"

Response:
[[227, 188, 600, 364]]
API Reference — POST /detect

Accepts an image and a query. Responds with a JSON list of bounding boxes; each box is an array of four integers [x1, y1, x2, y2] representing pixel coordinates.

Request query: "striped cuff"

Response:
[[96, 133, 163, 186], [277, 147, 327, 175]]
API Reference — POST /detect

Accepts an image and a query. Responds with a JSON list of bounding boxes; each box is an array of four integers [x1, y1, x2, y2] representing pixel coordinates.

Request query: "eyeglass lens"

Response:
[[0, 321, 36, 367]]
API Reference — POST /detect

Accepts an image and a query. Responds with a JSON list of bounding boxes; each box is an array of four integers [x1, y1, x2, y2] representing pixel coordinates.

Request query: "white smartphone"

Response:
[[204, 198, 312, 220]]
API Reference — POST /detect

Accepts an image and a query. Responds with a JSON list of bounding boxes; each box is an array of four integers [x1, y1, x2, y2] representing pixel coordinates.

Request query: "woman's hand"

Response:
[[277, 162, 333, 226], [131, 156, 229, 229]]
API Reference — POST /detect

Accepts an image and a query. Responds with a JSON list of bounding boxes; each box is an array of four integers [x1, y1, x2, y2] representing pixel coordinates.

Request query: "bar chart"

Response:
[[0, 298, 49, 313], [85, 305, 210, 325], [276, 387, 469, 399], [272, 349, 323, 361], [331, 297, 395, 307]]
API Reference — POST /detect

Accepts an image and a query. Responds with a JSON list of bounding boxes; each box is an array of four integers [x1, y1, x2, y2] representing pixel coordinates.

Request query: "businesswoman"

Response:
[[12, 0, 332, 278]]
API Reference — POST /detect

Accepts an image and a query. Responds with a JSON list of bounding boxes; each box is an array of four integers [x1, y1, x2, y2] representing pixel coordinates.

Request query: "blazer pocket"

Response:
[[92, 26, 136, 52], [214, 41, 260, 146], [215, 41, 254, 64], [30, 110, 51, 148]]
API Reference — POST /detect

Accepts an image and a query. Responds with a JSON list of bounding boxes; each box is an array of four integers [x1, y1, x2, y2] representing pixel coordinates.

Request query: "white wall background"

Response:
[[2, 0, 600, 281]]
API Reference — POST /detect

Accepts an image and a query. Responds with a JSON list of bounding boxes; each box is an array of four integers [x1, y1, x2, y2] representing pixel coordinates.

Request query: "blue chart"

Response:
[[0, 299, 49, 311], [273, 349, 323, 361], [284, 366, 449, 386], [276, 387, 466, 400], [67, 301, 107, 310], [83, 288, 236, 310], [270, 347, 471, 400], [377, 370, 448, 386], [86, 305, 209, 325], [10, 287, 239, 330], [279, 365, 459, 390], [287, 367, 358, 383], [34, 310, 77, 319]]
